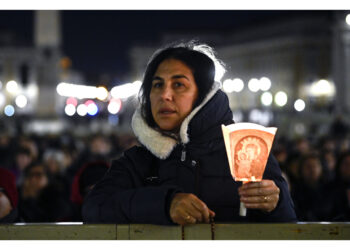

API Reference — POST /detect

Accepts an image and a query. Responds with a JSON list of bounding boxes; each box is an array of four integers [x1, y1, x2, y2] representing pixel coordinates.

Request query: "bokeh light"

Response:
[[232, 78, 244, 92], [15, 94, 28, 108], [346, 14, 350, 26], [65, 104, 76, 116], [4, 105, 15, 117], [275, 91, 288, 107], [96, 86, 109, 101], [6, 80, 19, 94], [223, 79, 235, 93], [261, 92, 273, 106], [0, 93, 5, 108], [87, 102, 99, 116], [260, 77, 271, 91], [66, 97, 78, 107], [108, 98, 122, 114], [294, 99, 306, 112], [248, 78, 260, 92], [77, 104, 88, 116]]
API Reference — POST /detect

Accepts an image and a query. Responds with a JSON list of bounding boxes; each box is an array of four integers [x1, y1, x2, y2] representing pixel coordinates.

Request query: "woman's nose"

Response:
[[160, 85, 173, 101]]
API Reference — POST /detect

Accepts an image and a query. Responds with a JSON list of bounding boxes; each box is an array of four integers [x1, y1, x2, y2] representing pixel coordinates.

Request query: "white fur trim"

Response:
[[131, 81, 221, 159], [131, 109, 177, 159]]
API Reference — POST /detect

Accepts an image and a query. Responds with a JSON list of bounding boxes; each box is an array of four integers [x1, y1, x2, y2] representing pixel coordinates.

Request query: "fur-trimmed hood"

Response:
[[131, 81, 221, 159]]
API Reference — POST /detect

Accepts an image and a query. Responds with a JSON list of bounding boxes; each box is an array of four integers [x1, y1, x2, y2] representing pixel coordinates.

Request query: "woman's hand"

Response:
[[169, 193, 215, 225], [238, 180, 280, 213]]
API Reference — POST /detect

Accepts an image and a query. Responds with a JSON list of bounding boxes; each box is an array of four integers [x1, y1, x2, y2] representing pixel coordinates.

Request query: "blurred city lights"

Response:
[[6, 80, 19, 94], [232, 78, 244, 92], [64, 104, 76, 116], [76, 104, 88, 116], [261, 92, 273, 106], [310, 79, 335, 97], [275, 91, 288, 107], [87, 102, 99, 116], [248, 109, 272, 126], [25, 83, 39, 99], [0, 93, 5, 108], [84, 100, 95, 106], [110, 81, 141, 99], [248, 78, 260, 92], [15, 94, 28, 108], [294, 123, 306, 135], [294, 99, 306, 112], [223, 79, 235, 93], [57, 82, 101, 99], [108, 98, 122, 114], [66, 97, 78, 107], [4, 105, 15, 117], [96, 86, 109, 101], [346, 14, 350, 26], [259, 77, 272, 91]]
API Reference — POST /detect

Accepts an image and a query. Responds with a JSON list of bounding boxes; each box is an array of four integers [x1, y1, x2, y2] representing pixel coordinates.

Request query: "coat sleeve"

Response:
[[82, 146, 181, 224], [248, 154, 297, 222]]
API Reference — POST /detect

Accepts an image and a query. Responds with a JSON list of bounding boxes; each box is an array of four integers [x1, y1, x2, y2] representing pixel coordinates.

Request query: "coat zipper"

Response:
[[181, 143, 186, 162]]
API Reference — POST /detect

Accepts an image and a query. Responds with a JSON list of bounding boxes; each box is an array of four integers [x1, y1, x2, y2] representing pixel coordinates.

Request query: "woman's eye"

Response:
[[152, 82, 162, 88], [174, 82, 184, 88]]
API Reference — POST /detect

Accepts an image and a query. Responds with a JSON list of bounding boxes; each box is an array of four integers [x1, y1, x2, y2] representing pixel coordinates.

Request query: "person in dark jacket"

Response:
[[83, 41, 297, 225], [0, 168, 21, 223]]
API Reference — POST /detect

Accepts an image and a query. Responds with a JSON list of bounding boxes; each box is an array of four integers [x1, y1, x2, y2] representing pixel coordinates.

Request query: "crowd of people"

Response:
[[0, 117, 349, 223], [0, 131, 138, 223], [273, 116, 350, 221]]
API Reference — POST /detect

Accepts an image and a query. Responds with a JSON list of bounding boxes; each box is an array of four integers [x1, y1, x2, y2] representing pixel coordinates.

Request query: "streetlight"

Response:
[[346, 14, 350, 26]]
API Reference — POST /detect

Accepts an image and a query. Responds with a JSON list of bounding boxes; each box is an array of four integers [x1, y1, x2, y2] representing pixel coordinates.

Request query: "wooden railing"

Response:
[[1, 223, 350, 240]]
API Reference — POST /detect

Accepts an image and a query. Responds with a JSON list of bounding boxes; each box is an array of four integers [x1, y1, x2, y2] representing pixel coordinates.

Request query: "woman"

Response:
[[82, 42, 296, 225]]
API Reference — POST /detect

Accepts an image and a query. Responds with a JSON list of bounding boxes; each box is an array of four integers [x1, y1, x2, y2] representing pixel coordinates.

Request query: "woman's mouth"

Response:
[[158, 108, 176, 115]]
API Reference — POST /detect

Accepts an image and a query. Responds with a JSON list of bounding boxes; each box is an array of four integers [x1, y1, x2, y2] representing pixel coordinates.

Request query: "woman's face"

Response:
[[150, 59, 198, 132]]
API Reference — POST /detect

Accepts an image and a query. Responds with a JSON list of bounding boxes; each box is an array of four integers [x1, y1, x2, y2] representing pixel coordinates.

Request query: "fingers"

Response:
[[169, 193, 215, 225], [239, 180, 280, 196], [238, 180, 280, 213], [191, 199, 210, 223]]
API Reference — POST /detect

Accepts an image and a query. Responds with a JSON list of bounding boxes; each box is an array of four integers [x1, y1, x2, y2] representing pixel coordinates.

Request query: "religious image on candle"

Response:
[[221, 123, 277, 182]]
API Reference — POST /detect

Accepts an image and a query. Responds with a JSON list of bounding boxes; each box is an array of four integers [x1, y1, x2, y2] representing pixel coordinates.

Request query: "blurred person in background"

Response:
[[329, 115, 349, 141], [17, 136, 39, 162], [70, 161, 110, 221], [331, 151, 350, 221], [291, 152, 336, 221], [294, 137, 311, 156], [18, 161, 74, 222], [18, 162, 49, 222], [0, 168, 21, 223], [43, 149, 71, 199], [66, 133, 115, 184], [83, 41, 296, 225], [0, 133, 14, 170], [12, 146, 34, 184]]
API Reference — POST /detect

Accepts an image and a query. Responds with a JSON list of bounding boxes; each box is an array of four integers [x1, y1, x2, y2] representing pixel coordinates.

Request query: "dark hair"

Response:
[[23, 162, 48, 180], [335, 151, 350, 182], [139, 41, 221, 128]]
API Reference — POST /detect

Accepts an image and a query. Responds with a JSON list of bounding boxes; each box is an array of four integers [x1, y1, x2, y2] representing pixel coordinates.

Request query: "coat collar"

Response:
[[131, 81, 221, 159]]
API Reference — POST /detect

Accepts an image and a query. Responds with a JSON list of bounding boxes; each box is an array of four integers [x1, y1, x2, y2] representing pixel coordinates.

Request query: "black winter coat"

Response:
[[83, 87, 297, 224]]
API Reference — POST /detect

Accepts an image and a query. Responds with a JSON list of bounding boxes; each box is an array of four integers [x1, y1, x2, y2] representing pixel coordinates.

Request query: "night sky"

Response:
[[0, 10, 332, 83]]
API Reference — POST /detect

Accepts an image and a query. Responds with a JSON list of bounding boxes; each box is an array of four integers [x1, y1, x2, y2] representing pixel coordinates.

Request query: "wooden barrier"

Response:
[[0, 223, 349, 240]]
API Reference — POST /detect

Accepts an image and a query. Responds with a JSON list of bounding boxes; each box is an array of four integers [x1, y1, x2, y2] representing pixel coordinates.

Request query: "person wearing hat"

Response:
[[83, 41, 297, 225]]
